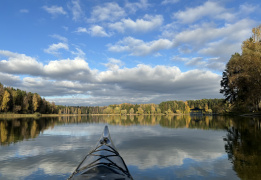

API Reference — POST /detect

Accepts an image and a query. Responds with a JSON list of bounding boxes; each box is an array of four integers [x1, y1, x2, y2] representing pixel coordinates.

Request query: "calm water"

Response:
[[0, 115, 260, 180]]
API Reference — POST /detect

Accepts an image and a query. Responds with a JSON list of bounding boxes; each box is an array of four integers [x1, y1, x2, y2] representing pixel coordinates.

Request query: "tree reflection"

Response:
[[0, 117, 58, 145], [224, 117, 261, 180], [1, 115, 230, 145], [159, 115, 231, 130]]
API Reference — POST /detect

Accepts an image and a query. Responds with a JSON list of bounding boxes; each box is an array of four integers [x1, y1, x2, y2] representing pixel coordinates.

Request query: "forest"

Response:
[[56, 99, 227, 115], [0, 82, 227, 115], [0, 83, 57, 114]]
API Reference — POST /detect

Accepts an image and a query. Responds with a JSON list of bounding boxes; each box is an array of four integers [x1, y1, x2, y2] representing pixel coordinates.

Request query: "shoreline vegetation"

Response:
[[1, 111, 261, 119]]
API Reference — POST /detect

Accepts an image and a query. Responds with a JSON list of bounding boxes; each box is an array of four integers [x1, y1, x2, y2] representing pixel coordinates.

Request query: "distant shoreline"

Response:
[[0, 113, 86, 119], [0, 113, 182, 119], [2, 112, 259, 119]]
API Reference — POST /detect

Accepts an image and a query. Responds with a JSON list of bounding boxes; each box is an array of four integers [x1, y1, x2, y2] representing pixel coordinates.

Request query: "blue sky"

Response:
[[0, 0, 260, 106]]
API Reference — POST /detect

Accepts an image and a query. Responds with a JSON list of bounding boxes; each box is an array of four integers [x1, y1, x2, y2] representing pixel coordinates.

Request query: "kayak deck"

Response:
[[68, 126, 133, 180]]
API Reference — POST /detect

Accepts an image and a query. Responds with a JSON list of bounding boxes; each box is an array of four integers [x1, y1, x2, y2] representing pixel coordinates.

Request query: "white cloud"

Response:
[[0, 50, 43, 75], [45, 64, 221, 105], [172, 56, 226, 71], [125, 0, 149, 13], [75, 27, 88, 33], [69, 0, 84, 21], [185, 57, 204, 66], [239, 3, 258, 15], [44, 42, 69, 55], [43, 57, 93, 81], [173, 1, 235, 23], [109, 14, 163, 33], [162, 0, 179, 5], [103, 58, 124, 71], [108, 37, 173, 56], [198, 39, 240, 59], [43, 5, 67, 15], [0, 50, 222, 105], [97, 64, 221, 97], [171, 19, 255, 59], [88, 25, 110, 37], [89, 2, 126, 22], [0, 72, 21, 86], [50, 34, 68, 42], [71, 48, 86, 58]]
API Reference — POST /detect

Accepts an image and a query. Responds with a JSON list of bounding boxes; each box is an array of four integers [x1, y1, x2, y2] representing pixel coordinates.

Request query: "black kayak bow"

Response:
[[68, 125, 133, 180]]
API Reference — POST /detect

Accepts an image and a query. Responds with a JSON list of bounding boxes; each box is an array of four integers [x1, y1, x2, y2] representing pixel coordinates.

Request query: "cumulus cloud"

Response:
[[0, 51, 93, 83], [0, 72, 21, 87], [43, 5, 67, 15], [43, 57, 93, 80], [89, 2, 126, 22], [44, 42, 69, 55], [108, 14, 163, 33], [0, 50, 43, 75], [169, 19, 255, 62], [108, 37, 173, 56], [103, 58, 124, 71], [173, 1, 235, 23], [75, 26, 110, 37], [0, 50, 222, 105], [75, 27, 88, 33], [88, 25, 110, 37]]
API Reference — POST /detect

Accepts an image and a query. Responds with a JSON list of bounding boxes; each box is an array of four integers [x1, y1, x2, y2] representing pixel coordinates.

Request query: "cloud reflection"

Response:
[[0, 118, 238, 179]]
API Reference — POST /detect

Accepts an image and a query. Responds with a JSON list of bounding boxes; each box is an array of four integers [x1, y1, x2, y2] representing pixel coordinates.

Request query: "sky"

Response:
[[0, 0, 260, 106]]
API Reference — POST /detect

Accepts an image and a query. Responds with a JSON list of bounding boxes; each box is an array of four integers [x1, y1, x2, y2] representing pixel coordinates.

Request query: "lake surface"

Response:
[[0, 115, 260, 180]]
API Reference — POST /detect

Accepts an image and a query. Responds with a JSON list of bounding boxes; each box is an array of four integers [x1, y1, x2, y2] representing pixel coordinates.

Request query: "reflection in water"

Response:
[[0, 118, 57, 145], [0, 115, 233, 145], [0, 115, 261, 179], [224, 117, 261, 180]]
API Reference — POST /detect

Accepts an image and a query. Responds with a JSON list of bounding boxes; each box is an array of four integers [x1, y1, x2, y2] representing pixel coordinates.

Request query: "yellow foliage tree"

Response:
[[32, 93, 40, 112], [1, 90, 11, 112]]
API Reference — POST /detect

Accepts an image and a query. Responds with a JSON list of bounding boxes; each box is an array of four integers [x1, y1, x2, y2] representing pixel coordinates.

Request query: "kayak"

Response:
[[68, 125, 133, 180]]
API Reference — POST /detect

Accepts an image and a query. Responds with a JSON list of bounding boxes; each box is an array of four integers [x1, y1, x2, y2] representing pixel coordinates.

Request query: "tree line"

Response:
[[0, 83, 57, 114], [0, 83, 226, 115], [57, 99, 227, 115]]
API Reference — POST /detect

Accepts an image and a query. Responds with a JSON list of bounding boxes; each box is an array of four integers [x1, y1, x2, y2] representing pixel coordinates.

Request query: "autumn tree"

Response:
[[129, 108, 134, 114], [103, 106, 113, 114], [114, 107, 121, 114], [0, 83, 4, 111], [220, 25, 261, 111], [1, 90, 11, 112], [121, 109, 127, 115], [32, 93, 40, 112], [136, 107, 144, 115], [184, 101, 190, 114]]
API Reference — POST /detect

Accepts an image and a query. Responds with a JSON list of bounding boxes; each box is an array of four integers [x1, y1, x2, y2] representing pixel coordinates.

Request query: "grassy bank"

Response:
[[0, 113, 90, 119], [0, 113, 40, 119]]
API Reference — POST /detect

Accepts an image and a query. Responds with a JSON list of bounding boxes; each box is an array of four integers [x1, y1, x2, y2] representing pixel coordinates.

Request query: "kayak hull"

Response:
[[68, 126, 133, 180]]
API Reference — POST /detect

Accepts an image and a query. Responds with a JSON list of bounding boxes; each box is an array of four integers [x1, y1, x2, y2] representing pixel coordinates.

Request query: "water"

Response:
[[0, 115, 260, 180]]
